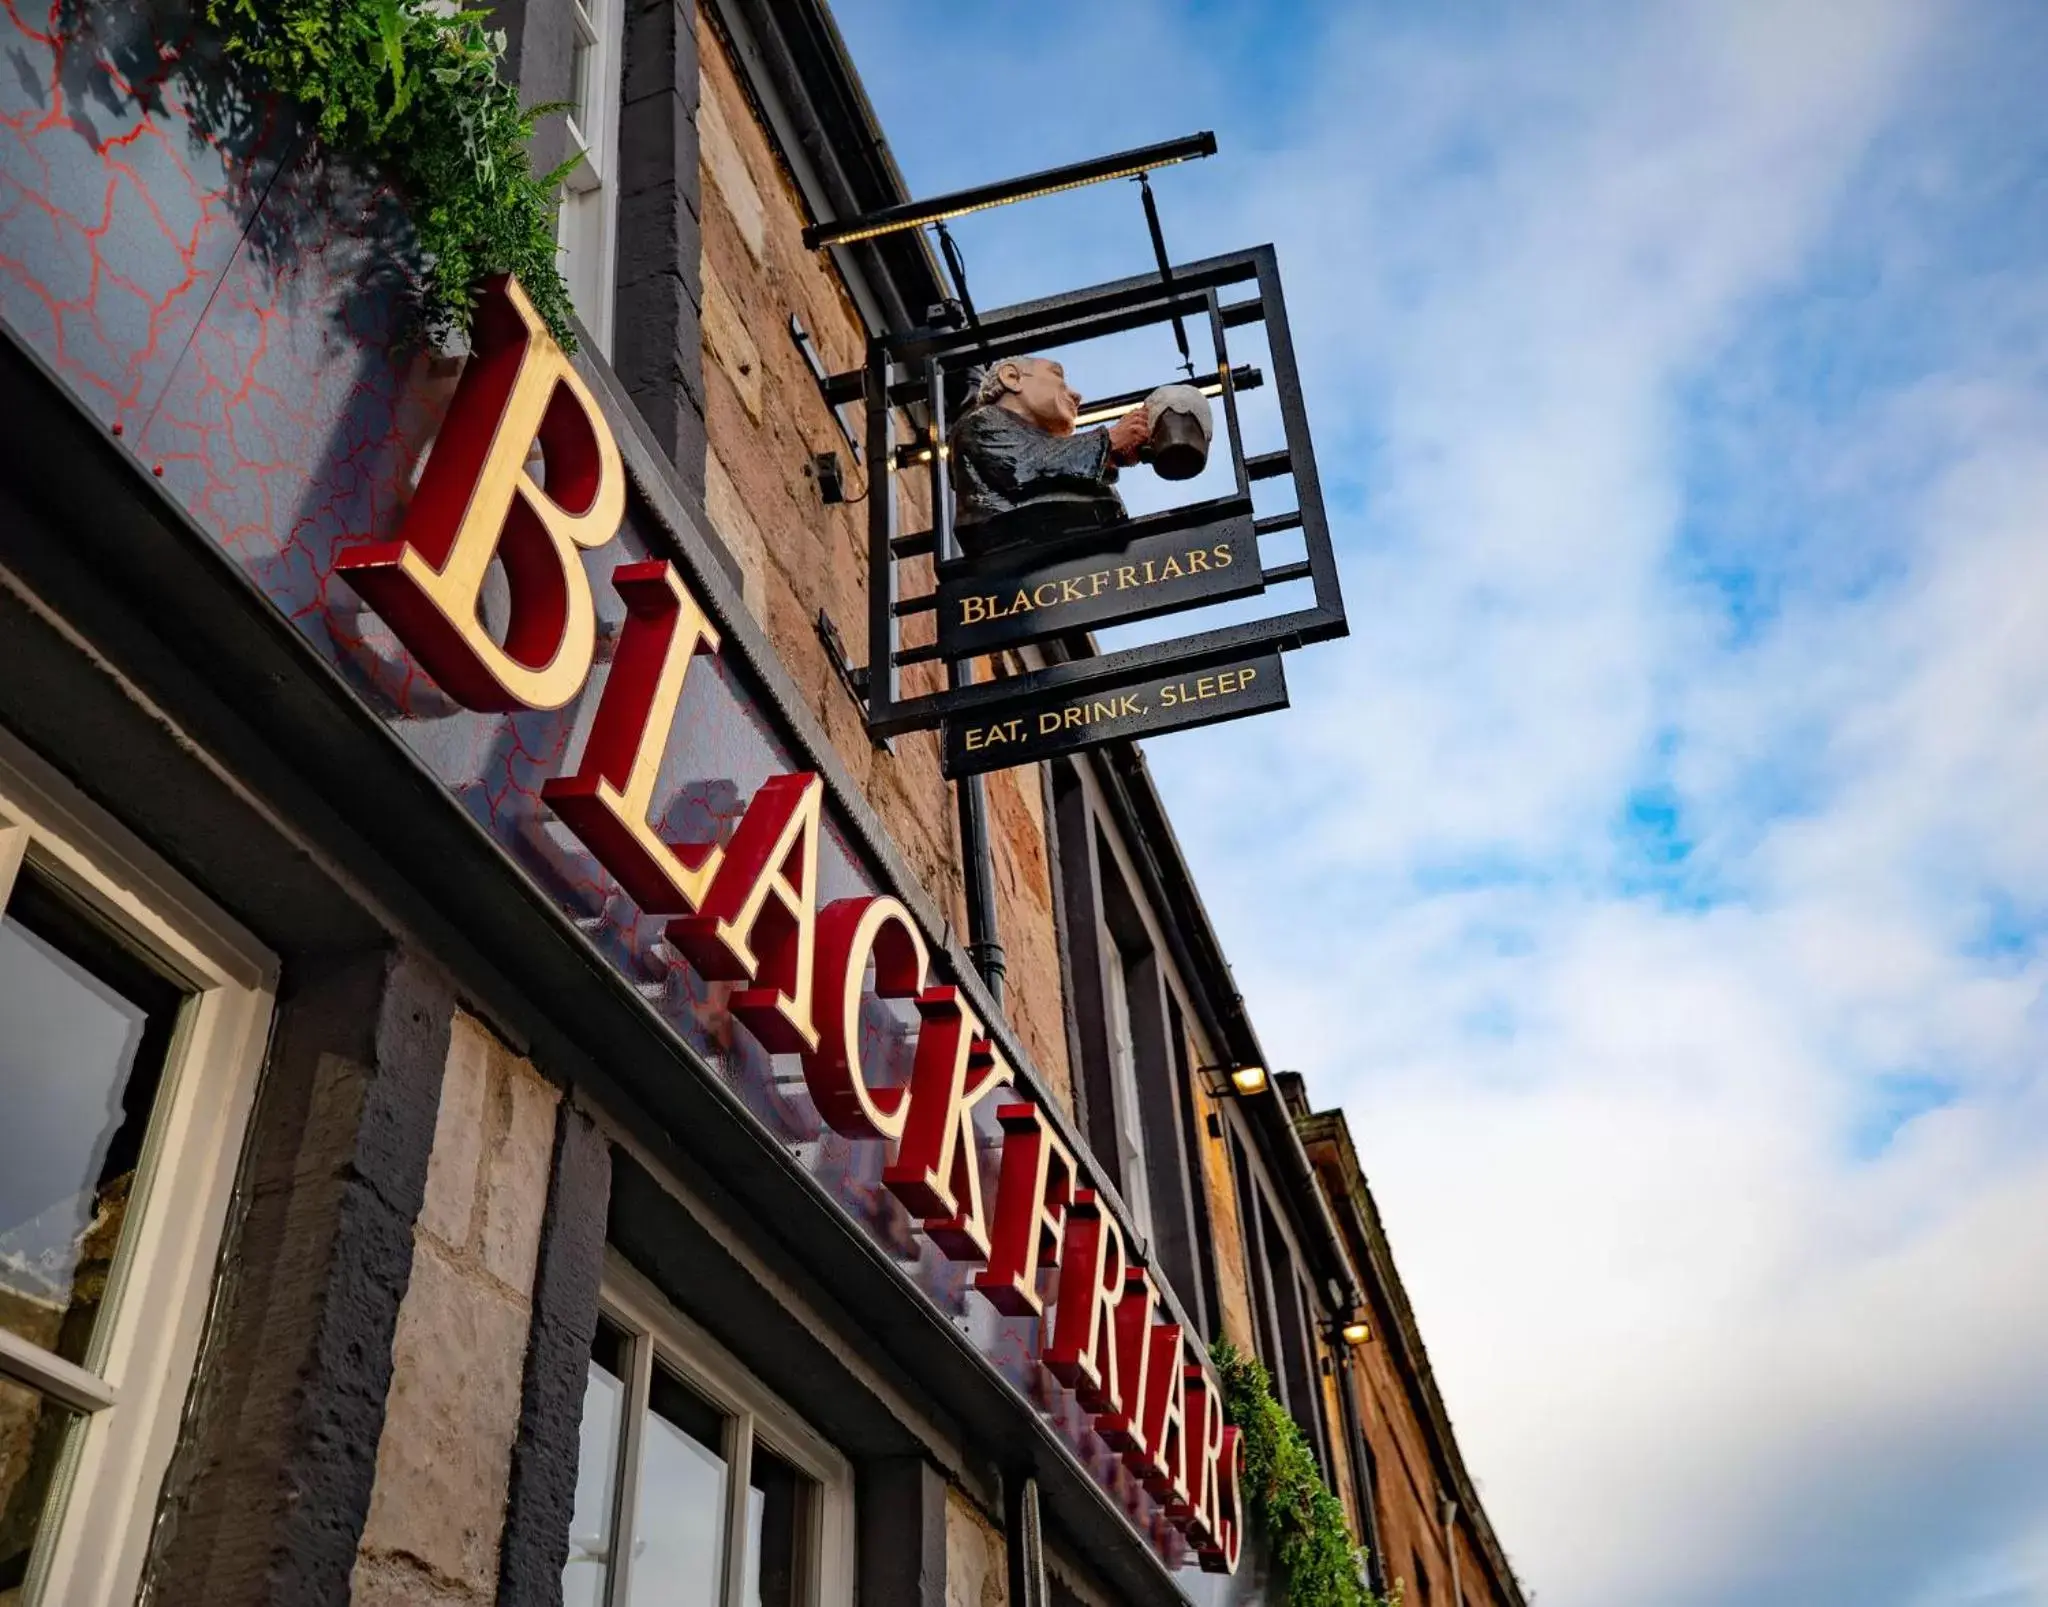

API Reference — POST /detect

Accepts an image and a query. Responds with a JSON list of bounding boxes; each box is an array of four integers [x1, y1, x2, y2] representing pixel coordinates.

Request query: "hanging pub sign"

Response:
[[335, 275, 1247, 1575], [932, 511, 1264, 661], [833, 244, 1349, 777], [943, 652, 1287, 779]]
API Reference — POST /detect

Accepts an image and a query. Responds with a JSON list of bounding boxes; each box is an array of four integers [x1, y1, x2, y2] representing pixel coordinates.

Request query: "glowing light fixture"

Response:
[[1199, 1061, 1269, 1098], [1229, 1063, 1270, 1097], [1340, 1319, 1371, 1346]]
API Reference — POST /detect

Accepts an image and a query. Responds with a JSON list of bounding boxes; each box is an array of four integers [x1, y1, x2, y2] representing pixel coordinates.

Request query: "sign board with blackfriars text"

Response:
[[934, 513, 1265, 661], [942, 653, 1288, 778]]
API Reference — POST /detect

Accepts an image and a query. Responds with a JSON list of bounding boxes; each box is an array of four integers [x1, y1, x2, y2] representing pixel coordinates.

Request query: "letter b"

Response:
[[340, 275, 624, 711]]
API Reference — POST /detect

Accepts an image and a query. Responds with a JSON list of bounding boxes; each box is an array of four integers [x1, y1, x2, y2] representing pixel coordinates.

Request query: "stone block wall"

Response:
[[945, 1486, 1009, 1607], [350, 1015, 562, 1606]]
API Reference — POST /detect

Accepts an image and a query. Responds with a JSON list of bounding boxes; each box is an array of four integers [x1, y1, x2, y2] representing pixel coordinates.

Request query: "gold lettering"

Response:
[[1040, 710, 1064, 735], [667, 773, 825, 1055], [338, 275, 623, 712], [1197, 676, 1218, 699], [1118, 693, 1142, 717], [1034, 582, 1061, 609], [1060, 577, 1086, 605], [1159, 555, 1185, 582], [960, 594, 992, 625], [1142, 560, 1159, 585], [1089, 570, 1112, 597], [1161, 684, 1179, 707], [1011, 588, 1036, 614], [542, 562, 723, 913], [1240, 665, 1257, 689], [1118, 565, 1139, 590], [1212, 542, 1234, 569], [1184, 548, 1211, 575]]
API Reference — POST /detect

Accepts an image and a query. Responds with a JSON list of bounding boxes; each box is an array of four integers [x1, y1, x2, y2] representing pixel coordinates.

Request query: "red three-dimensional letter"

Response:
[[975, 1102, 1078, 1317], [1198, 1425, 1245, 1574], [542, 561, 724, 913], [1044, 1189, 1127, 1411], [1094, 1265, 1157, 1461], [1136, 1323, 1192, 1512], [667, 773, 824, 1053], [800, 896, 929, 1139], [884, 989, 1008, 1261], [340, 275, 623, 711]]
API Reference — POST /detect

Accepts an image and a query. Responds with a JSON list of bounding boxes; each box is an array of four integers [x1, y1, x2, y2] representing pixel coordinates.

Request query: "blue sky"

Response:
[[832, 3, 2048, 1602]]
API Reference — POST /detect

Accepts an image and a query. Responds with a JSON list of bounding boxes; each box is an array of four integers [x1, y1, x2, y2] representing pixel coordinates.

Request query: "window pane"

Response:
[[0, 867, 184, 1368], [563, 1319, 632, 1607], [742, 1444, 811, 1607], [624, 1366, 730, 1607], [0, 1374, 78, 1595]]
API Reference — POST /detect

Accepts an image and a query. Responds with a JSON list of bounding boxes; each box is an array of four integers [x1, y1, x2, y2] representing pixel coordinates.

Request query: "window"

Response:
[[1230, 1131, 1334, 1478], [0, 737, 273, 1607], [565, 1260, 853, 1607], [1099, 937, 1153, 1246], [1047, 762, 1213, 1331], [558, 0, 624, 350]]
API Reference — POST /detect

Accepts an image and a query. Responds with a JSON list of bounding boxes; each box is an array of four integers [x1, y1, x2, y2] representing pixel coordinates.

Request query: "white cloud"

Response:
[[1136, 2, 2048, 1603], [839, 1, 2048, 1600]]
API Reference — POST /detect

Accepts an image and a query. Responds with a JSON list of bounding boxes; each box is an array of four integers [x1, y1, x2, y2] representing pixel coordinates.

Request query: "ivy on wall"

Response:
[[1214, 1339, 1400, 1607], [208, 0, 580, 348]]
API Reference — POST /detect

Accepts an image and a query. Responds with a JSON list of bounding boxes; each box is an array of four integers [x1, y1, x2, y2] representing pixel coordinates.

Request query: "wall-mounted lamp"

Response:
[[1197, 1062, 1269, 1099], [1339, 1318, 1371, 1347]]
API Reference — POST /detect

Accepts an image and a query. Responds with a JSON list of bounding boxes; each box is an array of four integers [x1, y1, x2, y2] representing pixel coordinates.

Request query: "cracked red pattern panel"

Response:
[[0, 0, 296, 436], [0, 3, 1195, 1561]]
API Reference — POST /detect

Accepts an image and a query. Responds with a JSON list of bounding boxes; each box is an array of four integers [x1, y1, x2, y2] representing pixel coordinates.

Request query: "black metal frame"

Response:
[[835, 244, 1347, 740]]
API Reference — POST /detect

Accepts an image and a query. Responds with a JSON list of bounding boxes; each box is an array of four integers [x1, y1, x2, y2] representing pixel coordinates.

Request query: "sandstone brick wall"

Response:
[[692, 17, 1075, 1112], [945, 1486, 1009, 1607], [350, 1015, 561, 1606]]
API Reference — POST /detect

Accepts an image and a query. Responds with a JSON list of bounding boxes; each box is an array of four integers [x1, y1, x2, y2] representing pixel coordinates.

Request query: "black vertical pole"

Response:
[[1335, 1342, 1390, 1597], [928, 357, 1006, 1003], [1004, 1470, 1049, 1607]]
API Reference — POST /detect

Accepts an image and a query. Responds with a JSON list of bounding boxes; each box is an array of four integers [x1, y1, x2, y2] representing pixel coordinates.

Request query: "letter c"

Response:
[[801, 896, 930, 1139]]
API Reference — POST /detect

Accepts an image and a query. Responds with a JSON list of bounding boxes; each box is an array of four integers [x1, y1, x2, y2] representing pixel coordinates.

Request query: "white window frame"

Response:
[[0, 727, 276, 1607], [1101, 945, 1154, 1246], [589, 1253, 855, 1607], [559, 0, 625, 353]]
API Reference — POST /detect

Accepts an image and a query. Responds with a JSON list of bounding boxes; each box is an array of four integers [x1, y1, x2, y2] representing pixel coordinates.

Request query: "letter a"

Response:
[[340, 275, 624, 710], [668, 774, 826, 1053]]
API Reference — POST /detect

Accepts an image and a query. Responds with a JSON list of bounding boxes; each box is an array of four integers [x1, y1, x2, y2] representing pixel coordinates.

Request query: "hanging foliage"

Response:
[[207, 0, 580, 348], [1213, 1338, 1400, 1607]]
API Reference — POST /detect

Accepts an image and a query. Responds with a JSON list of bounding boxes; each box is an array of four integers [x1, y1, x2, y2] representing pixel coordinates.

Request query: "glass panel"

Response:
[[0, 1374, 78, 1599], [0, 867, 184, 1369], [624, 1366, 730, 1607], [742, 1444, 810, 1607], [1103, 946, 1153, 1243], [563, 1319, 633, 1607]]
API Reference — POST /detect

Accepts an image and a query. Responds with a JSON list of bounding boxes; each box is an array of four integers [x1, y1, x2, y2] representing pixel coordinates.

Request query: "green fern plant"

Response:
[[1214, 1339, 1400, 1607], [208, 0, 580, 348]]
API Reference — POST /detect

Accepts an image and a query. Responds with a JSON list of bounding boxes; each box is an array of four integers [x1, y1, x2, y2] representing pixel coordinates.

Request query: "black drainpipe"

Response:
[[1335, 1342, 1390, 1597], [926, 357, 1005, 1001]]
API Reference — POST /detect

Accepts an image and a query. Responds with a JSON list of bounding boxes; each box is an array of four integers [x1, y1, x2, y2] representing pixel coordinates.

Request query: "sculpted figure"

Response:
[[948, 356, 1152, 557]]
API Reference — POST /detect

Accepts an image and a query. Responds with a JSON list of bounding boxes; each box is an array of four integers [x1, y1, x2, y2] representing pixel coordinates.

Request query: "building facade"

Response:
[[0, 2, 1523, 1605]]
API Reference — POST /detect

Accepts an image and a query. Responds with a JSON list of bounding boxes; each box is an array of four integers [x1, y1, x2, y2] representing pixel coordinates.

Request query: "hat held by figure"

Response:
[[1142, 384, 1214, 481]]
